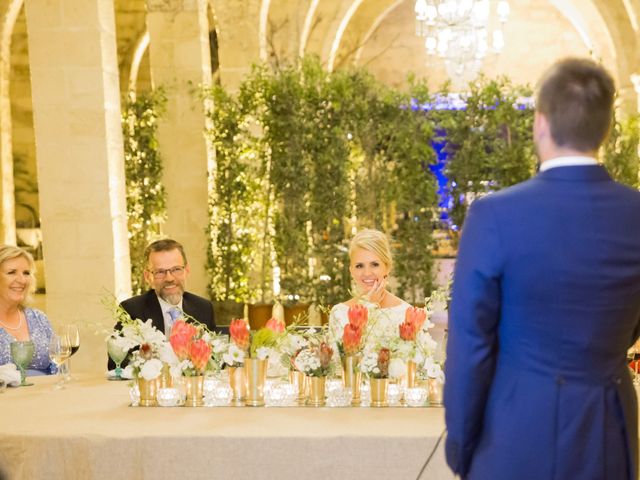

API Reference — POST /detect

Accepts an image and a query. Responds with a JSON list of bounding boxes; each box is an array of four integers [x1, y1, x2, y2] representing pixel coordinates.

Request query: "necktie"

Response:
[[167, 307, 182, 333]]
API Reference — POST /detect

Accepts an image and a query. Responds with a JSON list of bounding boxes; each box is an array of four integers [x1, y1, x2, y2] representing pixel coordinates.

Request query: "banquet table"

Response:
[[0, 375, 453, 480]]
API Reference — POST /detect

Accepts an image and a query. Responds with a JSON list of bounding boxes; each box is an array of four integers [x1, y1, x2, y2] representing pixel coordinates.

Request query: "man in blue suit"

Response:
[[444, 57, 640, 479]]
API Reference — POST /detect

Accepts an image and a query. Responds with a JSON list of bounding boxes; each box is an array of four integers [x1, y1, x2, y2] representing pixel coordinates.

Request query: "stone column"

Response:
[[631, 73, 640, 113], [146, 0, 212, 297], [212, 0, 262, 91], [0, 0, 21, 244], [25, 0, 131, 373]]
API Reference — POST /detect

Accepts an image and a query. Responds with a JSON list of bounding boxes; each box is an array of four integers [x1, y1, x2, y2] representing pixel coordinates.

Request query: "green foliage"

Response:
[[603, 112, 640, 188], [440, 76, 536, 230], [203, 84, 262, 303], [250, 328, 278, 357], [122, 90, 167, 294]]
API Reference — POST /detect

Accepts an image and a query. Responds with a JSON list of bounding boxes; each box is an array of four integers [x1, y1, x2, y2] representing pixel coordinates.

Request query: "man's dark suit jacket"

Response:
[[108, 289, 221, 369]]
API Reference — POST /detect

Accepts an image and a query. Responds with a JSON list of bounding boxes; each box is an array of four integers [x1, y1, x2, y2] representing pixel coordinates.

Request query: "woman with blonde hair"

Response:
[[329, 229, 410, 342], [0, 245, 53, 374]]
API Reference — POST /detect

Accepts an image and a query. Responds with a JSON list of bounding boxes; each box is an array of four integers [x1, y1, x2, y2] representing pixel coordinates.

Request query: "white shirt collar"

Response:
[[539, 156, 597, 172]]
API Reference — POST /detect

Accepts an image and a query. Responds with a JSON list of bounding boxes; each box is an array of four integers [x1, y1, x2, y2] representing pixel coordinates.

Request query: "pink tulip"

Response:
[[347, 304, 368, 330], [405, 306, 427, 330], [189, 338, 212, 373], [399, 320, 418, 341], [230, 318, 250, 351], [343, 323, 363, 355], [265, 317, 285, 333], [170, 320, 197, 341]]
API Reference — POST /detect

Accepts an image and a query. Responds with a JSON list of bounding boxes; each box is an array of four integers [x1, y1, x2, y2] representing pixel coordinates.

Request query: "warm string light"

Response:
[[415, 0, 510, 83]]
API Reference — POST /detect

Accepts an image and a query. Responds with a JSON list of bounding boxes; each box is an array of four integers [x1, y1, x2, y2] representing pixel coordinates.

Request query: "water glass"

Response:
[[10, 341, 35, 387]]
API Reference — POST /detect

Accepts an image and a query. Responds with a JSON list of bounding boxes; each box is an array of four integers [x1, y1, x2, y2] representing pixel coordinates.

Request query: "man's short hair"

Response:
[[144, 239, 187, 265], [536, 57, 615, 152]]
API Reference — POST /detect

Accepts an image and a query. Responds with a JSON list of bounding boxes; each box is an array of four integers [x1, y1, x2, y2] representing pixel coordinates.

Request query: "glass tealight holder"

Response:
[[405, 387, 428, 407], [265, 381, 287, 407], [203, 378, 220, 396], [282, 383, 297, 406], [157, 387, 181, 407], [206, 384, 233, 406], [360, 382, 371, 407], [129, 384, 140, 406], [387, 383, 402, 406], [327, 386, 352, 407]]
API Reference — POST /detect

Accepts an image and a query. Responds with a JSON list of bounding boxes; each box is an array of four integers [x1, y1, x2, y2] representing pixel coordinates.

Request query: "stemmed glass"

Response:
[[107, 337, 129, 381], [49, 334, 71, 389], [63, 324, 80, 382], [10, 340, 35, 387]]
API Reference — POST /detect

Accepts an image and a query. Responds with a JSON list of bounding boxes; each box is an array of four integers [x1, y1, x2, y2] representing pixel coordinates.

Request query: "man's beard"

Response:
[[157, 283, 184, 305]]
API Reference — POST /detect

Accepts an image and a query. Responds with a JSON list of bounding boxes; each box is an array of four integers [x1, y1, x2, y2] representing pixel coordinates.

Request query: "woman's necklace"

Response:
[[0, 310, 23, 331]]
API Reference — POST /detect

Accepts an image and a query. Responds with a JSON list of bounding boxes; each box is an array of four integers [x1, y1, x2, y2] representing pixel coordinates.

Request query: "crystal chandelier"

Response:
[[414, 0, 510, 84]]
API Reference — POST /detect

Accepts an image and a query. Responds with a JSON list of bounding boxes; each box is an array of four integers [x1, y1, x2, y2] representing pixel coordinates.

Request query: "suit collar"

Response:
[[537, 164, 611, 182]]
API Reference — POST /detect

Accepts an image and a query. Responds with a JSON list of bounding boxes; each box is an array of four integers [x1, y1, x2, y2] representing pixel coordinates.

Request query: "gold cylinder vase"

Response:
[[137, 377, 158, 407], [185, 375, 205, 407], [428, 378, 444, 406], [244, 358, 267, 407], [307, 376, 326, 407], [405, 360, 417, 389], [228, 366, 246, 405], [159, 363, 173, 388], [341, 354, 362, 406], [289, 369, 307, 404], [369, 377, 388, 407]]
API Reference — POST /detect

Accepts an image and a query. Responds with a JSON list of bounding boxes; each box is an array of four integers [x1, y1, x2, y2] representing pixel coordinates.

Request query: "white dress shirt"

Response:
[[539, 156, 598, 172]]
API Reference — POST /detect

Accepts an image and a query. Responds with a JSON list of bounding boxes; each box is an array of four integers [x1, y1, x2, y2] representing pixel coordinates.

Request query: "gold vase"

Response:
[[228, 366, 246, 404], [244, 358, 267, 407], [369, 377, 388, 407], [184, 375, 204, 407], [341, 354, 361, 406], [428, 378, 444, 406], [159, 363, 173, 388], [307, 376, 326, 407], [406, 360, 417, 388], [137, 377, 158, 407], [289, 370, 307, 404]]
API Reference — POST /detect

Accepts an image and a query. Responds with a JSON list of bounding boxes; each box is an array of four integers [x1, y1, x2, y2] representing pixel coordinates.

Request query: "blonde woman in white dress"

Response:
[[329, 229, 410, 346]]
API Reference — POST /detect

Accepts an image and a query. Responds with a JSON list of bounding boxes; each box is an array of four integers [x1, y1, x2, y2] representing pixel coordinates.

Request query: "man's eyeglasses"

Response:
[[149, 266, 186, 279]]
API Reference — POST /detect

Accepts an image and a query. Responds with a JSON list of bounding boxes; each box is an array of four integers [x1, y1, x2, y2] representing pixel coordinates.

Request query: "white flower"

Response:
[[122, 365, 134, 379], [139, 358, 163, 380], [388, 358, 406, 379], [223, 344, 245, 366], [423, 356, 445, 382], [158, 343, 179, 365], [256, 347, 270, 360], [212, 338, 228, 354]]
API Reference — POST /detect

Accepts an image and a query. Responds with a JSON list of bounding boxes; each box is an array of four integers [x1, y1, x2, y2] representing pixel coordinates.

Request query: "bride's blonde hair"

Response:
[[348, 229, 393, 271]]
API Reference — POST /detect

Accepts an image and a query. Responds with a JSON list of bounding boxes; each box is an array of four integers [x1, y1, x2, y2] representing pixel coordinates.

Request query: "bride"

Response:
[[329, 229, 410, 345]]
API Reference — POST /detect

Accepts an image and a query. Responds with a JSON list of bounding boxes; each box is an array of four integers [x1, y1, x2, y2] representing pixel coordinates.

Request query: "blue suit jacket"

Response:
[[444, 165, 640, 479]]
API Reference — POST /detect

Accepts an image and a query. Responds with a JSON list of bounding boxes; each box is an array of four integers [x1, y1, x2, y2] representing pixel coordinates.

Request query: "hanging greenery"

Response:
[[122, 89, 167, 294], [603, 112, 640, 189], [441, 76, 536, 232], [203, 84, 262, 303]]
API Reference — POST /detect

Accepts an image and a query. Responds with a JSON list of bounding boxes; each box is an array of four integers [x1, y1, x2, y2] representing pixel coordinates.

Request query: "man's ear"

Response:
[[143, 269, 153, 286]]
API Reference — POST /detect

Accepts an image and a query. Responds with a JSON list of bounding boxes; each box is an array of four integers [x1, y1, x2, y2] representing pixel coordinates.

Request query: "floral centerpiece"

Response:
[[227, 317, 286, 406], [168, 317, 226, 377], [293, 334, 334, 407]]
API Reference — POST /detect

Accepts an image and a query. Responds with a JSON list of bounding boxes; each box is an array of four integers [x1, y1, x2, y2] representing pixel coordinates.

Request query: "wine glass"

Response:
[[107, 337, 129, 381], [49, 334, 71, 389], [10, 340, 35, 387], [63, 324, 80, 382]]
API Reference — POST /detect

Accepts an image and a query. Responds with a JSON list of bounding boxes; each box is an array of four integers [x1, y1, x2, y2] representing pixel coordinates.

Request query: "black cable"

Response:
[[416, 427, 447, 480]]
